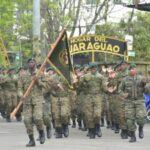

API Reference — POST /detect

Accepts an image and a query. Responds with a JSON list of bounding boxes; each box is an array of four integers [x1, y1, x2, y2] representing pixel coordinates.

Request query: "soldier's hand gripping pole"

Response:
[[10, 29, 66, 119]]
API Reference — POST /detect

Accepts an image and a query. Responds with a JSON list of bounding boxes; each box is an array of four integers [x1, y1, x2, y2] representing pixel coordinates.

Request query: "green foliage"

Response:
[[95, 22, 124, 39], [0, 0, 150, 66], [131, 12, 150, 61]]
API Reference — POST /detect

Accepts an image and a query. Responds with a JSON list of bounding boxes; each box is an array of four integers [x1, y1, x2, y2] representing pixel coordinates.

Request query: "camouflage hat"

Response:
[[129, 63, 136, 70], [27, 58, 36, 63]]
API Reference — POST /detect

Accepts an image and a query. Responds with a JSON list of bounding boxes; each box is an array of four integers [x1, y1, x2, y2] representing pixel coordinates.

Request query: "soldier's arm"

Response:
[[17, 76, 24, 98]]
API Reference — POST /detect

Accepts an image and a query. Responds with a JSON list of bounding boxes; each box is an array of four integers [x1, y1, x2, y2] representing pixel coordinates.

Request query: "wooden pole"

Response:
[[10, 29, 66, 118]]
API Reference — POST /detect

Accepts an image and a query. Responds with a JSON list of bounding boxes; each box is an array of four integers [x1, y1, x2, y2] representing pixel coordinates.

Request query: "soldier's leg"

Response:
[[51, 97, 62, 138], [105, 98, 111, 128], [33, 103, 45, 144], [119, 99, 128, 139], [12, 92, 18, 121], [113, 95, 120, 134], [136, 100, 146, 139], [76, 93, 84, 129], [5, 93, 12, 122], [23, 104, 35, 147], [125, 101, 136, 142], [83, 96, 95, 139], [94, 95, 102, 137], [109, 96, 115, 130], [43, 102, 52, 139], [61, 97, 71, 137], [69, 92, 77, 128]]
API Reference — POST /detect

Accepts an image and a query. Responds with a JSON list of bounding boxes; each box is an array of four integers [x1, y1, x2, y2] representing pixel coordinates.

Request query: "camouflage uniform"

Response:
[[42, 74, 52, 139], [2, 70, 18, 122], [18, 67, 46, 146], [107, 75, 120, 133], [117, 69, 129, 139], [79, 67, 107, 139], [69, 89, 77, 128], [119, 67, 146, 142], [51, 74, 71, 138]]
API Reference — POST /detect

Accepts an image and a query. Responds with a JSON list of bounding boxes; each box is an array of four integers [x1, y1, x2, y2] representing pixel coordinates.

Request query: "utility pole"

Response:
[[33, 0, 41, 62]]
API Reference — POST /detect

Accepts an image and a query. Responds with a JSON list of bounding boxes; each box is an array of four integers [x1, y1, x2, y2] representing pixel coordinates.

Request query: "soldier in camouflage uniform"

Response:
[[51, 72, 71, 138], [79, 63, 107, 139], [18, 58, 45, 147], [100, 65, 111, 128], [1, 68, 18, 122], [107, 68, 120, 133], [114, 61, 129, 139], [72, 64, 88, 130], [119, 64, 146, 143], [42, 67, 53, 139]]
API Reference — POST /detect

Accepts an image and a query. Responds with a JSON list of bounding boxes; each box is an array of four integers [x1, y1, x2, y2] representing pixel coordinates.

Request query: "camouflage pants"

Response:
[[5, 91, 17, 117], [69, 91, 77, 121], [76, 92, 85, 122], [83, 94, 102, 128], [101, 94, 110, 122], [51, 96, 71, 128], [109, 94, 120, 124], [118, 96, 128, 130], [125, 99, 146, 131], [43, 101, 52, 128], [23, 103, 44, 135]]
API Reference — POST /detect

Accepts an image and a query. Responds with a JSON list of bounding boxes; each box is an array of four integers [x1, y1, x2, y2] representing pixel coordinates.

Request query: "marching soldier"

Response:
[[51, 72, 71, 138], [18, 58, 45, 147], [119, 63, 146, 142], [79, 63, 108, 139], [1, 68, 18, 122]]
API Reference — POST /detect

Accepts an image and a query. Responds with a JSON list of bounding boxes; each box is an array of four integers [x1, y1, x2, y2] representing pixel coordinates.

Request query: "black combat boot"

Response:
[[78, 120, 82, 130], [46, 126, 52, 139], [95, 124, 102, 137], [114, 123, 120, 134], [101, 118, 104, 127], [89, 128, 96, 139], [63, 124, 69, 137], [129, 131, 136, 143], [139, 126, 144, 139], [26, 135, 35, 147], [72, 120, 76, 128], [121, 129, 128, 139], [55, 128, 63, 138], [106, 120, 111, 129], [39, 130, 45, 144]]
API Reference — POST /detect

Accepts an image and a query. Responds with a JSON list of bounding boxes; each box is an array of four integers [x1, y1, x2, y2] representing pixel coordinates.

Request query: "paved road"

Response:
[[0, 117, 150, 150]]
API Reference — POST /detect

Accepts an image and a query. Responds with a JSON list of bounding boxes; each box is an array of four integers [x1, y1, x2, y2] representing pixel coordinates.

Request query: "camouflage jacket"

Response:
[[18, 70, 46, 104], [79, 71, 107, 94], [119, 74, 145, 100]]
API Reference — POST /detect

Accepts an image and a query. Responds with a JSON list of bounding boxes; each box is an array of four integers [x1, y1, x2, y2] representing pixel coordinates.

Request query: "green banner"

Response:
[[48, 31, 73, 86]]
